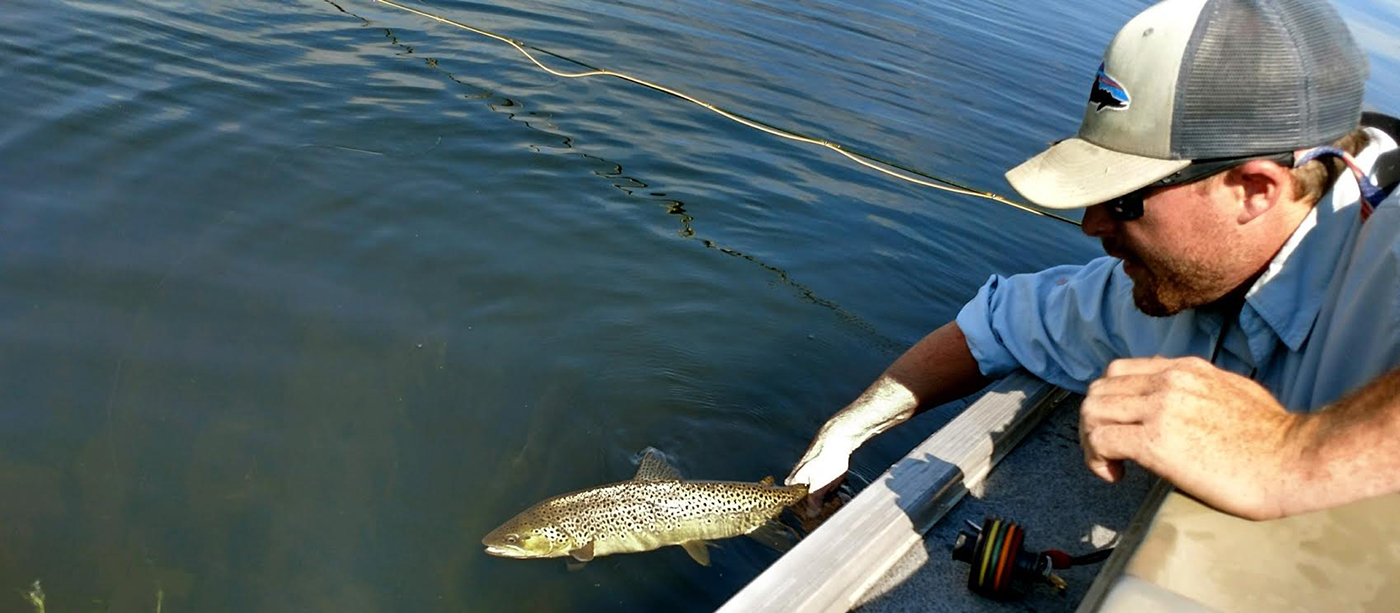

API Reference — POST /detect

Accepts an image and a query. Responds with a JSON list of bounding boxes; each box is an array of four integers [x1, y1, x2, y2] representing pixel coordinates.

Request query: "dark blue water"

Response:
[[1, 1, 1396, 611]]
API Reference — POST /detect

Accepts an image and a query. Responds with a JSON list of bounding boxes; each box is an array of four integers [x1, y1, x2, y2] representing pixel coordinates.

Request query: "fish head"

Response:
[[482, 513, 571, 559]]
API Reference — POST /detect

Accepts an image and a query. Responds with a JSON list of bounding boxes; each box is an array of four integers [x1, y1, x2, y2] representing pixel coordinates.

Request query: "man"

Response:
[[786, 0, 1400, 521]]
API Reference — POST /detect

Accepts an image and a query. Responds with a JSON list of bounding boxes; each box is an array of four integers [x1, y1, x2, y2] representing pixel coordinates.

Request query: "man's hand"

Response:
[[1079, 356, 1305, 520], [785, 430, 856, 516], [783, 322, 989, 520]]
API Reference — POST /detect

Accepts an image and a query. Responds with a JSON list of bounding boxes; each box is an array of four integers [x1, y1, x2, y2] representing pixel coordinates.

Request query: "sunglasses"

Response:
[[1102, 150, 1295, 221]]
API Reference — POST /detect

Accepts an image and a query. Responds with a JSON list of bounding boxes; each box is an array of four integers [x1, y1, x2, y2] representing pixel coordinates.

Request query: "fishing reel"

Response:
[[950, 516, 1112, 601]]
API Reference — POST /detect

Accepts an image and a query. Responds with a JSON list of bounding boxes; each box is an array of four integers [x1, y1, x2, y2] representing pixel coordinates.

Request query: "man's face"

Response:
[[1082, 178, 1244, 317]]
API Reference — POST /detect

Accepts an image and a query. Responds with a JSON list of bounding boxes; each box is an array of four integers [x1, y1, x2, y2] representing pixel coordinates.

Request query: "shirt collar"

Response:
[[1243, 127, 1398, 354]]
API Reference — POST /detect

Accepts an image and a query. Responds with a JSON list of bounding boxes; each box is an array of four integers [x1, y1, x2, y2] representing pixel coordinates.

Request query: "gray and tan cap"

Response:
[[1007, 0, 1368, 209]]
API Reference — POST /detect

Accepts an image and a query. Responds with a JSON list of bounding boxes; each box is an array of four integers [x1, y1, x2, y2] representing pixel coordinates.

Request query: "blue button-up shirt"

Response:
[[957, 128, 1400, 412]]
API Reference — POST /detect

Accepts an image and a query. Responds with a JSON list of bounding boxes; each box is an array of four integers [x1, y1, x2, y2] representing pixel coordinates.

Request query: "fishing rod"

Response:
[[366, 0, 1082, 227]]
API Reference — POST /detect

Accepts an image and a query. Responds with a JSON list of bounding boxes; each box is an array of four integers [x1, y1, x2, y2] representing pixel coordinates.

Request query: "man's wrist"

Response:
[[816, 412, 879, 450], [821, 401, 914, 445]]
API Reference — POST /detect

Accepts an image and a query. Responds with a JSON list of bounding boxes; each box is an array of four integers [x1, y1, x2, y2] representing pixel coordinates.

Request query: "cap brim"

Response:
[[1005, 138, 1191, 209]]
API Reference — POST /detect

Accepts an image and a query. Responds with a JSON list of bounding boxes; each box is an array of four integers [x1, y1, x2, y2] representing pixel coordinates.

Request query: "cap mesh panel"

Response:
[[1173, 0, 1366, 158]]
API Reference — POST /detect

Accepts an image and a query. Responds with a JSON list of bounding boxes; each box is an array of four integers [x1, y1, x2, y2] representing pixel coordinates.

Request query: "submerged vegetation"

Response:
[[23, 581, 43, 613], [21, 581, 163, 613]]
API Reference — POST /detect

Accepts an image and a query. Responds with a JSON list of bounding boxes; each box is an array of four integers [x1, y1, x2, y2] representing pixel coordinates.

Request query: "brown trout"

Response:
[[482, 448, 806, 566]]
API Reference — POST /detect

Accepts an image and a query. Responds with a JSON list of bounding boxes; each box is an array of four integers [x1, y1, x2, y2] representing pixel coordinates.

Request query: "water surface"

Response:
[[1, 1, 1396, 611]]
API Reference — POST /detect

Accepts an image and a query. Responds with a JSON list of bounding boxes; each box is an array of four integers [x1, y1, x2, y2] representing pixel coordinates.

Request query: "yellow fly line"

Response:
[[369, 0, 1081, 227]]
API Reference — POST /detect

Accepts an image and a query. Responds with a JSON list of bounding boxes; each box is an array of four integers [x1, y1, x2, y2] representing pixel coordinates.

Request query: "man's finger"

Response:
[[785, 471, 819, 488], [1102, 356, 1185, 378], [796, 475, 845, 518], [1083, 423, 1146, 482], [783, 467, 802, 487], [1080, 392, 1154, 428], [1087, 372, 1166, 398], [1089, 458, 1126, 482], [808, 475, 844, 501], [784, 451, 821, 486], [786, 451, 849, 500]]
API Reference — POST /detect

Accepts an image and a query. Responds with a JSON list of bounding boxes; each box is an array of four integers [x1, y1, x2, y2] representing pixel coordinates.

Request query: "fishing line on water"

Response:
[[321, 0, 913, 354], [367, 0, 1082, 227]]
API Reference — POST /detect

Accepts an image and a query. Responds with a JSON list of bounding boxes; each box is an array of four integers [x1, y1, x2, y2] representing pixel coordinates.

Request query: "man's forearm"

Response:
[[819, 321, 990, 445], [1286, 366, 1400, 515]]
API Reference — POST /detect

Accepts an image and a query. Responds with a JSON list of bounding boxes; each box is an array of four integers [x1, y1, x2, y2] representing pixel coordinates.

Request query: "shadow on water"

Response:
[[321, 0, 905, 355]]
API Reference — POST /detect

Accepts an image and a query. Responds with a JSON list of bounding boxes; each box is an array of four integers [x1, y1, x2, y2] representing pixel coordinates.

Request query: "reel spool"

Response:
[[951, 516, 1073, 600]]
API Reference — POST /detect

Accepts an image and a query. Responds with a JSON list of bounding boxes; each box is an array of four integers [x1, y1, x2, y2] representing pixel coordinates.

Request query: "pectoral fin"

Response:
[[746, 520, 801, 553], [680, 540, 712, 566], [569, 540, 595, 562]]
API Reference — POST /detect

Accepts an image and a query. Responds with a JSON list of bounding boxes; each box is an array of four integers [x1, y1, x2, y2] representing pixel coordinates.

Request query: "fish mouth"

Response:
[[483, 545, 532, 558]]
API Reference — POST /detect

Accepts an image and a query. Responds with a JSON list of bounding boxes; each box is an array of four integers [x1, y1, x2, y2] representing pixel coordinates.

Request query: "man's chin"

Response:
[[1120, 257, 1222, 317], [1130, 280, 1182, 317]]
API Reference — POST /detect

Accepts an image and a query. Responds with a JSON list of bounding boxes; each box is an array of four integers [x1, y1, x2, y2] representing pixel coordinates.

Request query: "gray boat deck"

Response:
[[719, 376, 1155, 612], [855, 396, 1155, 612]]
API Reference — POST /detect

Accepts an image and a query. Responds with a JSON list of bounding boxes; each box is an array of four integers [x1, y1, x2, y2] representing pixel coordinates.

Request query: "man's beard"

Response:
[[1103, 238, 1231, 317]]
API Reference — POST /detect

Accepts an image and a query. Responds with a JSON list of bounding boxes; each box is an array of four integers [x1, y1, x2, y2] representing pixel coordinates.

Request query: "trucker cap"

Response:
[[1006, 0, 1369, 209]]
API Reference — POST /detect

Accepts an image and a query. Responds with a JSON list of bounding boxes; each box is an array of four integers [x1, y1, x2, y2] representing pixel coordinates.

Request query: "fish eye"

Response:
[[505, 534, 519, 544]]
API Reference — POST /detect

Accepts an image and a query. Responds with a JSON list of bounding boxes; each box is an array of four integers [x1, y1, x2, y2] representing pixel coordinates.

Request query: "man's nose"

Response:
[[1081, 204, 1116, 238]]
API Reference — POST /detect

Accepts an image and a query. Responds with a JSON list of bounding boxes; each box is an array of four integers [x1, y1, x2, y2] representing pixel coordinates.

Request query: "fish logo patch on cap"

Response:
[[1089, 63, 1130, 112]]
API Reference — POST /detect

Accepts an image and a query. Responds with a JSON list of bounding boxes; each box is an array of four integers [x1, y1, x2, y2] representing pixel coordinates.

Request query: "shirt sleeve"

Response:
[[955, 256, 1140, 393]]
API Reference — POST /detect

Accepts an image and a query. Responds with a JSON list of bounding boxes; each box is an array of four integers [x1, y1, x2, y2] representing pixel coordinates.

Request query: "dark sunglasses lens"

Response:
[[1105, 195, 1143, 220]]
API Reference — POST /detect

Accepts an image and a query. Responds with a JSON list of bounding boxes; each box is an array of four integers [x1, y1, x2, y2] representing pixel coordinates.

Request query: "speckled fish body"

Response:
[[482, 449, 806, 565]]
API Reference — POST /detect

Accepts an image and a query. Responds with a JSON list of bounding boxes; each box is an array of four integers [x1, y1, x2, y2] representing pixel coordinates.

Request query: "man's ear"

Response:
[[1226, 159, 1293, 224]]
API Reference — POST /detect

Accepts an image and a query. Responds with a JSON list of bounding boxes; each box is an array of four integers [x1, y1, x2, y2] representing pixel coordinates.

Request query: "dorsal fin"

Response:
[[759, 476, 775, 486], [633, 447, 683, 481]]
